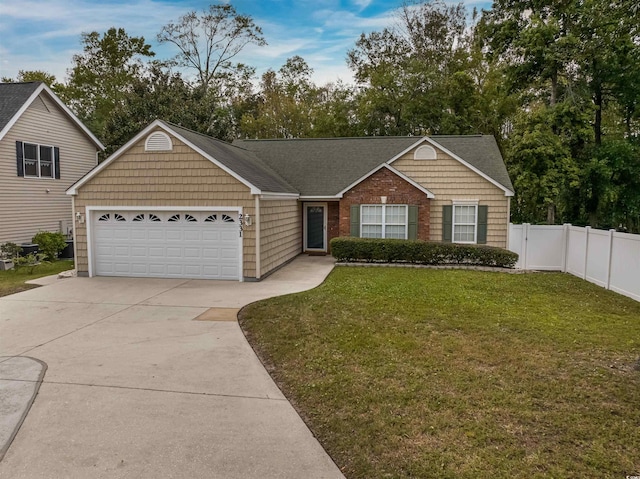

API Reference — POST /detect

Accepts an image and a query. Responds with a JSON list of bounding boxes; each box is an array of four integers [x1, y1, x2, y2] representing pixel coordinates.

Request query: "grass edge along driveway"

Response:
[[0, 260, 74, 297], [239, 267, 640, 479]]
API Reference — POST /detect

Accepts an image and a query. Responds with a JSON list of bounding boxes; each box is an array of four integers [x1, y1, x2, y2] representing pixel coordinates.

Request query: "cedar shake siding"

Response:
[[0, 93, 98, 243], [339, 167, 431, 240], [393, 147, 509, 248], [72, 132, 258, 278], [259, 199, 301, 277]]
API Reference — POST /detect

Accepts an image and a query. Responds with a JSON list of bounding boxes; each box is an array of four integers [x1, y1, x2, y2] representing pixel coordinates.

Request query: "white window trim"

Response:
[[414, 144, 437, 160], [23, 142, 55, 179], [303, 202, 328, 252], [360, 204, 408, 239], [452, 200, 479, 244]]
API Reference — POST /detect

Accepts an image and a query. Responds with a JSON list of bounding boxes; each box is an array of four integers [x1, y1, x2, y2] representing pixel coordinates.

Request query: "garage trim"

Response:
[[85, 205, 244, 281]]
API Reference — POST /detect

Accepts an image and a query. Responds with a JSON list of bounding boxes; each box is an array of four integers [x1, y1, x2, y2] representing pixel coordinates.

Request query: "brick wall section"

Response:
[[338, 168, 431, 239], [327, 201, 340, 248]]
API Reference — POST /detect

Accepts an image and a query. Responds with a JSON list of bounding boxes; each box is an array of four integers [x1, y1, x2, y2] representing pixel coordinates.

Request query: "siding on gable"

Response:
[[259, 199, 301, 277], [393, 149, 510, 248], [72, 132, 258, 278], [0, 93, 98, 243]]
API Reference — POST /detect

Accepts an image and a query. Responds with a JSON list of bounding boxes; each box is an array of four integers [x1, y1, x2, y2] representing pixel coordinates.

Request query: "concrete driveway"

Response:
[[0, 255, 344, 479]]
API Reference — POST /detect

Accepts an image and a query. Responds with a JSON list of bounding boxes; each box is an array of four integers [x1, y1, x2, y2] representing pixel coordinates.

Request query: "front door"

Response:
[[304, 203, 327, 252]]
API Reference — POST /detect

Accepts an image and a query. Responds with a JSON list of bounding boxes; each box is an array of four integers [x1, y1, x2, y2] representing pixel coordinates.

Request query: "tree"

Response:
[[60, 28, 155, 141], [478, 0, 640, 227], [478, 0, 640, 143], [506, 105, 583, 224], [347, 1, 508, 136], [240, 57, 316, 138], [239, 56, 359, 139], [1, 70, 62, 93], [158, 3, 266, 93], [103, 61, 243, 154]]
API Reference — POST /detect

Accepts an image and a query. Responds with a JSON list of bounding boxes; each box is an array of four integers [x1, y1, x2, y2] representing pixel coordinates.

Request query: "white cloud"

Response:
[[0, 0, 403, 86], [352, 0, 372, 10]]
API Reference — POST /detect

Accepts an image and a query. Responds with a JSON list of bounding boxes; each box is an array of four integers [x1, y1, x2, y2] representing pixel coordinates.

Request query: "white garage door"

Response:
[[92, 210, 241, 280]]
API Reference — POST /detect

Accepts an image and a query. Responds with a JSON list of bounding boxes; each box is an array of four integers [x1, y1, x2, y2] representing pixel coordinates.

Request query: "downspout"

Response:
[[506, 196, 511, 249], [71, 195, 79, 266], [255, 195, 261, 280]]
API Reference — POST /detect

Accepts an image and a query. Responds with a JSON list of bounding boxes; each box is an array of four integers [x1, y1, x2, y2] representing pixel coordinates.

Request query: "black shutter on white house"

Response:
[[54, 147, 60, 179], [16, 141, 24, 177]]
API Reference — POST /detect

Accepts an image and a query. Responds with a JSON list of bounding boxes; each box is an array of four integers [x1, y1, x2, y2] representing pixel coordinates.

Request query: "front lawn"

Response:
[[239, 267, 640, 479], [0, 260, 74, 297]]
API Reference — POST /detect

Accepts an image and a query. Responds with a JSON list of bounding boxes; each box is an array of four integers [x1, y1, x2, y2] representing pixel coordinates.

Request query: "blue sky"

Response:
[[0, 0, 492, 86]]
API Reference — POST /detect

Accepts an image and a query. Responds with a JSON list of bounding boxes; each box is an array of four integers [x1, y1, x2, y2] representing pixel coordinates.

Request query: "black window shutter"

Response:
[[54, 147, 60, 179], [408, 205, 418, 240], [442, 205, 452, 242], [350, 205, 360, 237], [16, 141, 24, 177], [477, 205, 488, 244]]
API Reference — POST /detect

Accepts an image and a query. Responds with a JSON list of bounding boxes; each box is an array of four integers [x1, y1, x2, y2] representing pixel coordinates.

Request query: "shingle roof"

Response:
[[0, 82, 41, 133], [234, 135, 514, 196], [162, 122, 298, 194], [234, 136, 419, 197]]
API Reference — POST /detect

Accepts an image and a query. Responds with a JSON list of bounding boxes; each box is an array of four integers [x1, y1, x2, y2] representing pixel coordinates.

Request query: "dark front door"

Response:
[[305, 204, 326, 251]]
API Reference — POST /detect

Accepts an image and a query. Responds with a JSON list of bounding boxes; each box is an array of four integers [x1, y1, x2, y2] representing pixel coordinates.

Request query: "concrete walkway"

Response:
[[0, 255, 343, 479]]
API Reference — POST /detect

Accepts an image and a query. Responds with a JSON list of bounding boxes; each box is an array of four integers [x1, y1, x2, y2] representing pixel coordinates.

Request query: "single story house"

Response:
[[67, 120, 514, 281], [0, 82, 104, 244]]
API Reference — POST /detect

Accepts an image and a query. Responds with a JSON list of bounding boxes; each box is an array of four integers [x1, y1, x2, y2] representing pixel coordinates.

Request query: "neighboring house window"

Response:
[[442, 203, 488, 244], [16, 141, 60, 179]]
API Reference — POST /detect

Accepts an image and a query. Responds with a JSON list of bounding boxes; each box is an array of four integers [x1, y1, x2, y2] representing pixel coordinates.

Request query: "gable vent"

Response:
[[414, 145, 436, 160], [145, 131, 173, 151]]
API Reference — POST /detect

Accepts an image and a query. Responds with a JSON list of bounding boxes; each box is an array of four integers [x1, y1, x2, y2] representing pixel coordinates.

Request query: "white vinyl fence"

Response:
[[509, 223, 640, 302]]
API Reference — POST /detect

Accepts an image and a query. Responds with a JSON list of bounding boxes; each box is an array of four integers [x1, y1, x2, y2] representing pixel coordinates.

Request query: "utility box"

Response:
[[20, 243, 39, 255]]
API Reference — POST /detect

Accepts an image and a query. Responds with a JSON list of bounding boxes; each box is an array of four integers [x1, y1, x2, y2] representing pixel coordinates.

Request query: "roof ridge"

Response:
[[161, 120, 299, 194], [161, 120, 255, 153], [0, 81, 42, 86], [236, 135, 421, 142]]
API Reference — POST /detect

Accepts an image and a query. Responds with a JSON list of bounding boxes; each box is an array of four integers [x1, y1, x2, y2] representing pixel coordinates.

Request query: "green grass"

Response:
[[239, 267, 640, 479], [0, 260, 74, 297]]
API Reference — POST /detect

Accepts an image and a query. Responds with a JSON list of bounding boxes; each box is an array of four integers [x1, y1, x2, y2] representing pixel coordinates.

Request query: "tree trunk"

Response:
[[547, 204, 556, 225], [593, 80, 603, 146]]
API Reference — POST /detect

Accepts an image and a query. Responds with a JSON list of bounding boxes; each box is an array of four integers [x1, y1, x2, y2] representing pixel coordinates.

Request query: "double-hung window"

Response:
[[443, 202, 487, 244], [361, 205, 408, 239], [453, 204, 477, 243], [19, 142, 56, 178]]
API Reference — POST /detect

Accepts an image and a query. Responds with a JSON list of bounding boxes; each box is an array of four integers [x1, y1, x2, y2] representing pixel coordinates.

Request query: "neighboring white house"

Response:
[[0, 82, 104, 244]]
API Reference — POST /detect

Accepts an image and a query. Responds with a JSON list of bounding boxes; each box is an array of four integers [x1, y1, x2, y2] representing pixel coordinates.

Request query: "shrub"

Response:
[[1, 242, 22, 259], [330, 237, 518, 268], [14, 253, 48, 274], [32, 231, 67, 261]]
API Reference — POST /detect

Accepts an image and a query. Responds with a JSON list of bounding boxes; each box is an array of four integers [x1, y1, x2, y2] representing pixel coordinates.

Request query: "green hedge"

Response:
[[330, 237, 518, 268]]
